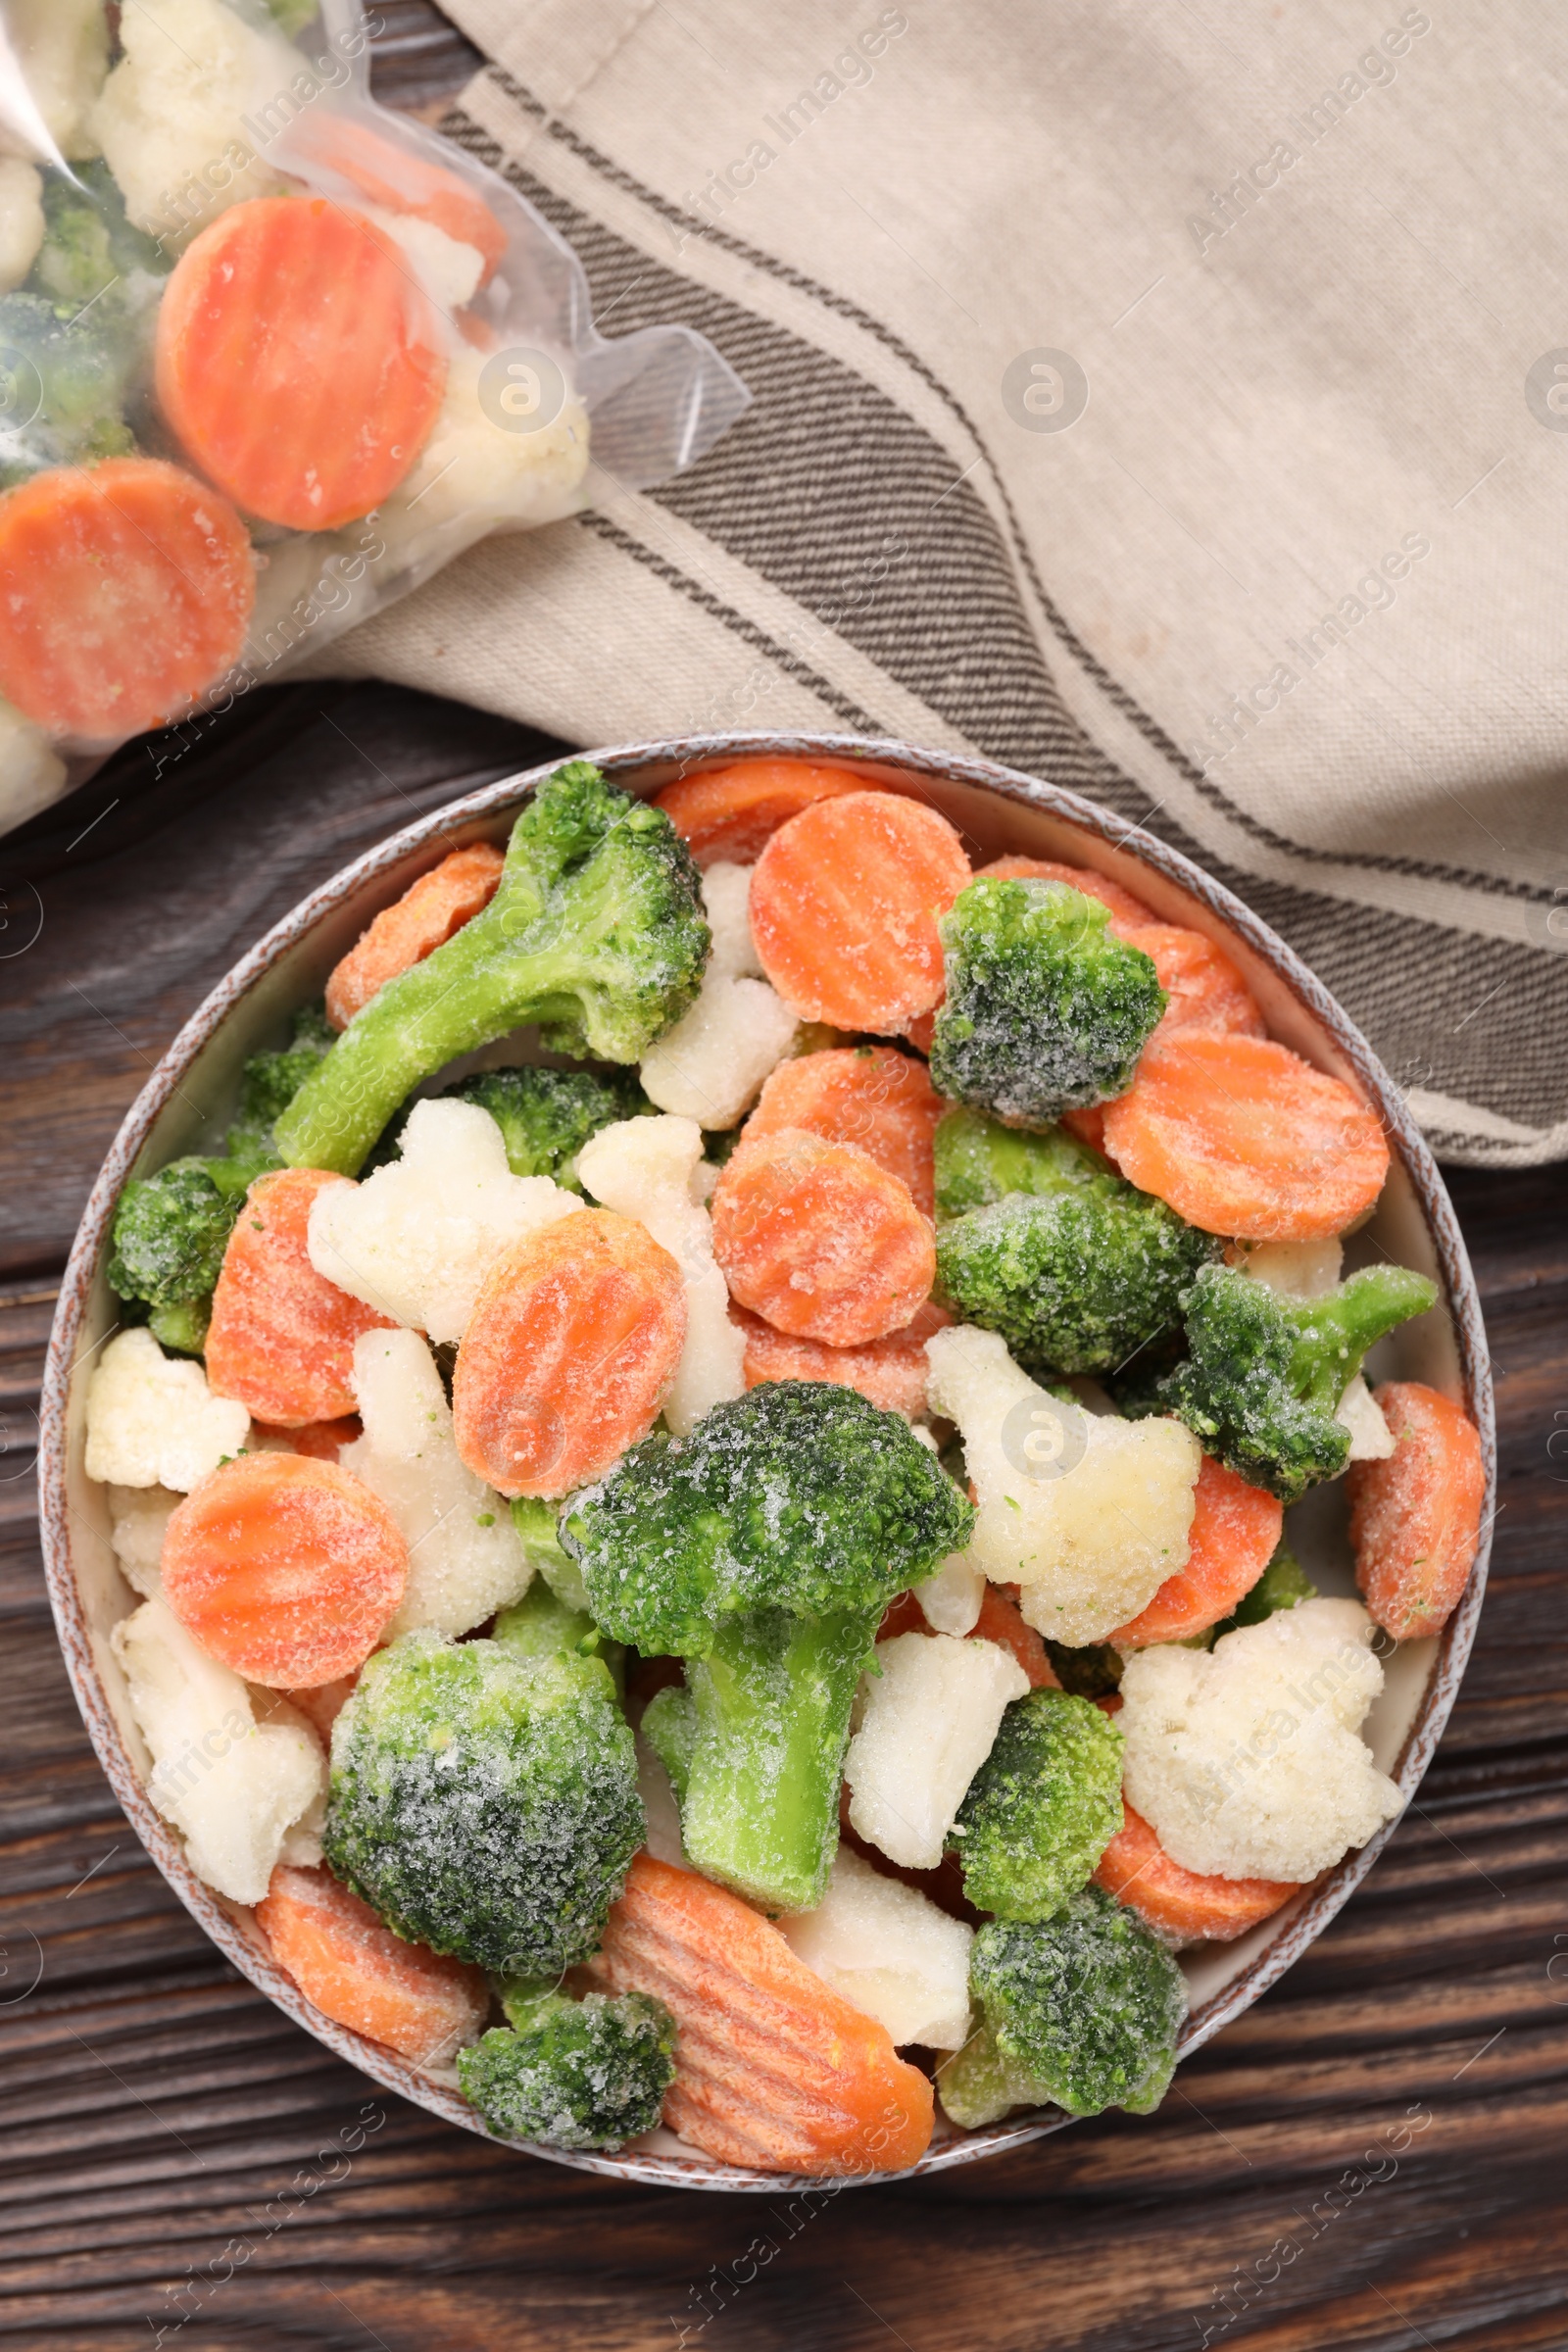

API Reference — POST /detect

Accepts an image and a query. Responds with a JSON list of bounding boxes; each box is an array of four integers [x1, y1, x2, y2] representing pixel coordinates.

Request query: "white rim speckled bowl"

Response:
[[37, 731, 1494, 2191]]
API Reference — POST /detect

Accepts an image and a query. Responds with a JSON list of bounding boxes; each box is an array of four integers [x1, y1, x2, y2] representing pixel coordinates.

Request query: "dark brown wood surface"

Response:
[[3, 678, 1566, 2352]]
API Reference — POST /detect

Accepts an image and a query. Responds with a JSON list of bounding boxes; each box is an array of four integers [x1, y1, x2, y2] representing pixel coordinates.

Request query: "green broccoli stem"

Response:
[[496, 1975, 571, 2034], [676, 1606, 880, 1914], [148, 1298, 211, 1356], [1287, 1265, 1437, 1409]]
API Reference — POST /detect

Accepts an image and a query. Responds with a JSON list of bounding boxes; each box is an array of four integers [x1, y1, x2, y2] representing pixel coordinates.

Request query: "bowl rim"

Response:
[[36, 726, 1495, 2194]]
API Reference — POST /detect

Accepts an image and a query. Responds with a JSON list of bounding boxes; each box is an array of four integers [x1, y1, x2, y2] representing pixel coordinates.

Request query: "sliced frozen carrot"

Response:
[[452, 1208, 685, 1498], [162, 1452, 408, 1687], [1110, 1456, 1283, 1647], [252, 1416, 364, 1463], [156, 197, 446, 532], [1060, 1104, 1107, 1153], [0, 458, 254, 741], [206, 1169, 395, 1428], [738, 1299, 952, 1419], [902, 1006, 938, 1056], [653, 758, 884, 867], [326, 843, 505, 1030], [279, 1673, 359, 1740], [1348, 1381, 1486, 1642], [743, 1046, 944, 1215], [1094, 1804, 1298, 1941], [976, 854, 1155, 929], [1122, 923, 1265, 1044], [587, 1852, 933, 2174], [712, 1129, 935, 1348], [283, 113, 508, 283], [1101, 1032, 1390, 1242], [750, 792, 971, 1032], [257, 1864, 489, 2064], [876, 1581, 1060, 1690]]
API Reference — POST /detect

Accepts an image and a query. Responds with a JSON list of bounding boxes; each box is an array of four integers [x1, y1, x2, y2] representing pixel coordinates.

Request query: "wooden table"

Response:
[[2, 679, 1565, 2352]]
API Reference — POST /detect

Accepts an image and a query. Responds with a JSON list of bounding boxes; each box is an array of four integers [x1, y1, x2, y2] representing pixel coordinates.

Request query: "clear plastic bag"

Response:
[[0, 0, 748, 829]]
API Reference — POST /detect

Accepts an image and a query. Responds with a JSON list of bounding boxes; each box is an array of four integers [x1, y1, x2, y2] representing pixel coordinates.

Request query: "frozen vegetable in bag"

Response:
[[0, 0, 748, 827]]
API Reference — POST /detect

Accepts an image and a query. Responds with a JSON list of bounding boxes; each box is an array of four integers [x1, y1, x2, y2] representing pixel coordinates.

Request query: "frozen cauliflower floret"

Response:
[[782, 1845, 973, 2049], [1337, 1374, 1395, 1461], [701, 861, 765, 980], [107, 1483, 181, 1598], [378, 345, 590, 553], [1240, 1236, 1344, 1300], [640, 979, 798, 1128], [916, 1549, 985, 1636], [89, 0, 291, 238], [1, 0, 109, 162], [112, 1597, 325, 1904], [0, 159, 45, 291], [926, 1324, 1200, 1647], [1118, 1596, 1403, 1883], [341, 1328, 531, 1640], [0, 695, 68, 832], [575, 1113, 745, 1436], [364, 206, 484, 313], [307, 1097, 582, 1345], [252, 1690, 327, 1865], [85, 1327, 251, 1491], [845, 1631, 1028, 1870]]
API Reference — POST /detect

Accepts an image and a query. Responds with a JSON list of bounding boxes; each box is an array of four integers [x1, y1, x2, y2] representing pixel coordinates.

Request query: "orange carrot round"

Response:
[[736, 1298, 951, 1419], [1348, 1381, 1486, 1641], [326, 843, 505, 1030], [0, 458, 254, 741], [976, 854, 1154, 929], [1110, 1456, 1283, 1647], [257, 1864, 489, 2065], [1101, 1032, 1390, 1242], [452, 1209, 685, 1498], [162, 1452, 408, 1687], [157, 198, 446, 532], [1094, 1805, 1298, 1942], [284, 115, 508, 283], [654, 758, 884, 867], [588, 1852, 934, 2174], [206, 1169, 395, 1427], [1123, 923, 1265, 1044], [712, 1129, 935, 1348], [750, 792, 971, 1032], [743, 1045, 944, 1215]]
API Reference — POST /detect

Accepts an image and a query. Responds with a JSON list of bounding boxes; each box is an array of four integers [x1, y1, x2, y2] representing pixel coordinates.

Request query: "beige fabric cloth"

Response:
[[320, 0, 1568, 1164]]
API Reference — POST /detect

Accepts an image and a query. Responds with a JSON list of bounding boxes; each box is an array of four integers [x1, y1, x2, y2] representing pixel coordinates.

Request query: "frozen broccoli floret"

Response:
[[928, 879, 1165, 1129], [1155, 1262, 1438, 1503], [1209, 1540, 1316, 1642], [564, 1382, 973, 1910], [950, 1690, 1124, 1921], [28, 160, 169, 313], [0, 289, 137, 483], [458, 1983, 675, 2151], [932, 1106, 1103, 1219], [510, 1495, 591, 1615], [493, 1575, 624, 1701], [937, 1887, 1186, 2126], [276, 764, 710, 1175], [322, 1630, 643, 1976], [934, 1119, 1219, 1376], [440, 1066, 651, 1189]]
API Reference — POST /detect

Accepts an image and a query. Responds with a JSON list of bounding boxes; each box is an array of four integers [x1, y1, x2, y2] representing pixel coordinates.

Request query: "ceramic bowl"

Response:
[[38, 730, 1494, 2190]]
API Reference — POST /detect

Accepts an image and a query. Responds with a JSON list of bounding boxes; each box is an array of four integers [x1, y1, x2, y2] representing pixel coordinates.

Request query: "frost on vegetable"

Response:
[[1336, 1375, 1395, 1461], [112, 1596, 325, 1904], [1117, 1596, 1402, 1883], [341, 1328, 531, 1640], [781, 1845, 974, 2050], [951, 1689, 1124, 1921], [84, 1327, 250, 1490], [925, 1324, 1200, 1647], [639, 866, 797, 1129], [323, 1629, 643, 1975], [378, 346, 590, 556], [575, 1112, 745, 1436], [438, 1065, 650, 1191], [306, 1097, 582, 1344], [5, 0, 109, 162], [108, 1482, 180, 1597], [938, 1887, 1187, 2126], [844, 1631, 1028, 1871], [459, 1983, 676, 2152], [89, 0, 293, 239]]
